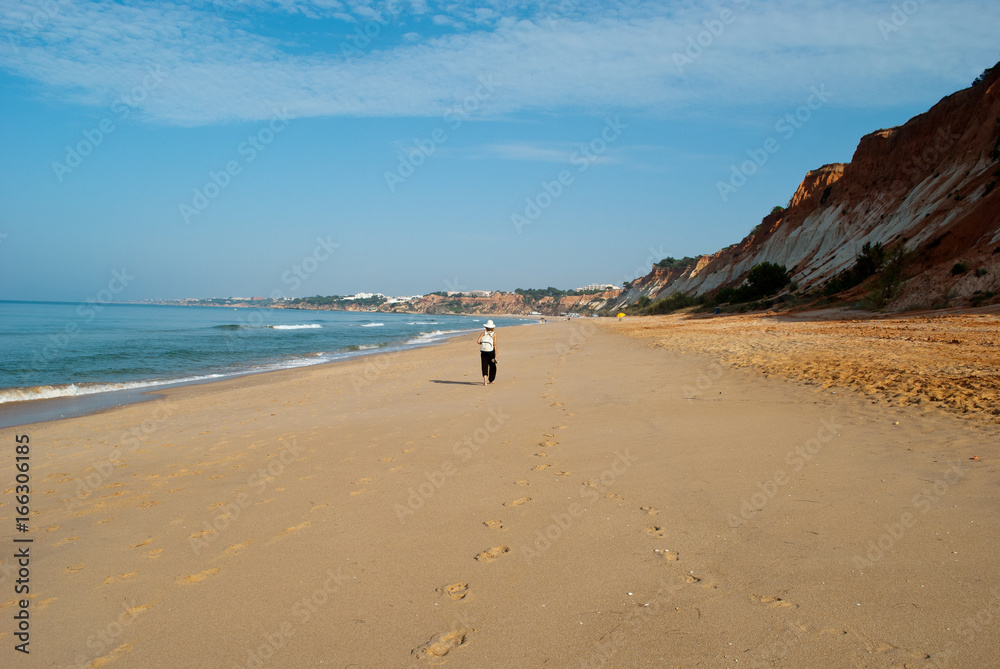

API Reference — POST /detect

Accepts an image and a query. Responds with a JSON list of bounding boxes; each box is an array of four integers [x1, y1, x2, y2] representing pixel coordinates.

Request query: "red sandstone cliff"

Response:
[[610, 63, 1000, 311]]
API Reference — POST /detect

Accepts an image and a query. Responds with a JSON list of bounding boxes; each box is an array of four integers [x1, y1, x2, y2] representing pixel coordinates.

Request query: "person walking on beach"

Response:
[[477, 320, 498, 386]]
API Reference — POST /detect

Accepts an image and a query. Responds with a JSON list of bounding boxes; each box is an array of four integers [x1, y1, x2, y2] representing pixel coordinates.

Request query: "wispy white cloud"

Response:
[[481, 141, 619, 164], [0, 0, 996, 126]]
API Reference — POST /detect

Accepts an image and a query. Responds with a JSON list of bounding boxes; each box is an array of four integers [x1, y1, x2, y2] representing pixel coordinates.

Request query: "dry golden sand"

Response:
[[612, 309, 1000, 422], [1, 319, 998, 668]]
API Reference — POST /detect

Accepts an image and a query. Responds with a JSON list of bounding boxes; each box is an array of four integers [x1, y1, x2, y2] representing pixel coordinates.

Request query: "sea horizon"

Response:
[[0, 300, 531, 425]]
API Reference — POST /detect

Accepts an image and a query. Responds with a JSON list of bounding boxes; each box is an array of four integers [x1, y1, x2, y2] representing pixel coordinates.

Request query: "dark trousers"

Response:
[[480, 351, 497, 382]]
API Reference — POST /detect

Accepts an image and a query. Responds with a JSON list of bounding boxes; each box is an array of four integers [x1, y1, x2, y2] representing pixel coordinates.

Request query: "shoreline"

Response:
[[0, 320, 539, 429], [4, 318, 997, 667]]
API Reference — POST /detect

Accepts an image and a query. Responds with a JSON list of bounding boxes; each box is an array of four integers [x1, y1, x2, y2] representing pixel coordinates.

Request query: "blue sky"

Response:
[[0, 0, 997, 301]]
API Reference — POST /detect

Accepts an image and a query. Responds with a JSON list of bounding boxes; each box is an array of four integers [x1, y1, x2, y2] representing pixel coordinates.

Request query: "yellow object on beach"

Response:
[[616, 313, 625, 318]]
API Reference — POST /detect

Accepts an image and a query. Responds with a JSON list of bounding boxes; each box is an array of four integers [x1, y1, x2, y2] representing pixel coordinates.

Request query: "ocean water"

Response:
[[0, 300, 530, 407]]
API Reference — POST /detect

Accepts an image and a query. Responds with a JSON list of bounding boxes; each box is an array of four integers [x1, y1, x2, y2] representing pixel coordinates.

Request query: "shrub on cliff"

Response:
[[646, 292, 701, 314], [862, 244, 909, 310], [715, 262, 791, 304], [823, 241, 887, 296], [654, 256, 696, 270]]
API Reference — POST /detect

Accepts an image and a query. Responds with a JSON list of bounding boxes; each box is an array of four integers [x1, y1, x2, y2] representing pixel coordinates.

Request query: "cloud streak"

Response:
[[0, 0, 996, 126]]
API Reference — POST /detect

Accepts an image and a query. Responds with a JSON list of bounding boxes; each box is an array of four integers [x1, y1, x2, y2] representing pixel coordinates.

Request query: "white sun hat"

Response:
[[484, 320, 496, 329]]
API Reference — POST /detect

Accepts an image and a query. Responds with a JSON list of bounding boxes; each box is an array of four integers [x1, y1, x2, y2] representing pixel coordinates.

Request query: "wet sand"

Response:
[[1, 317, 998, 668]]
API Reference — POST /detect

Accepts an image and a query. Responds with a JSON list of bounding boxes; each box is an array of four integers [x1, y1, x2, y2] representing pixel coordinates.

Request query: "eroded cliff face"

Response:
[[609, 64, 1000, 311]]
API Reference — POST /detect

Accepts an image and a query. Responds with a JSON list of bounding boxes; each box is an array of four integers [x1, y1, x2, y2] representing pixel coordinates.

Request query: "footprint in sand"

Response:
[[310, 502, 329, 512], [349, 488, 369, 496], [44, 525, 61, 532], [483, 520, 504, 530], [412, 629, 470, 661], [538, 440, 559, 447], [138, 501, 160, 509], [179, 568, 220, 584], [128, 539, 153, 549], [223, 539, 254, 556], [145, 549, 163, 559], [582, 480, 598, 488], [532, 465, 551, 471], [89, 642, 133, 667], [53, 536, 80, 546], [533, 452, 549, 458], [606, 493, 624, 501], [125, 602, 154, 617], [515, 479, 530, 486], [103, 571, 139, 586], [504, 497, 531, 507], [189, 529, 215, 539], [475, 546, 509, 563], [643, 526, 665, 538], [683, 573, 718, 589], [752, 594, 796, 608], [551, 402, 564, 407], [555, 471, 570, 476], [65, 564, 85, 574], [653, 549, 679, 561], [353, 477, 374, 485], [640, 506, 660, 516], [436, 582, 469, 600], [267, 521, 311, 544]]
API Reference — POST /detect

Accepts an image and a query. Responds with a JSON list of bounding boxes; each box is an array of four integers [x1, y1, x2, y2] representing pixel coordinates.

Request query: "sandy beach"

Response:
[[2, 317, 999, 668]]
